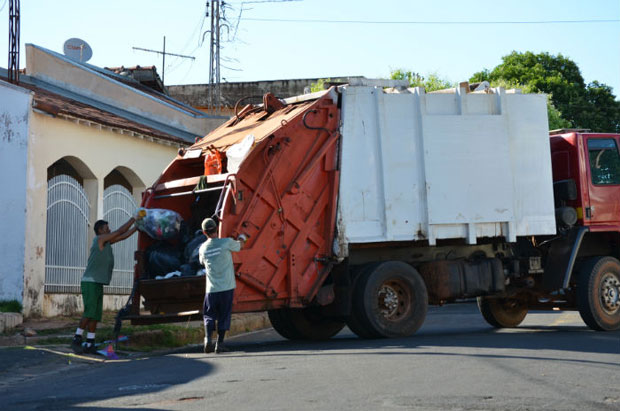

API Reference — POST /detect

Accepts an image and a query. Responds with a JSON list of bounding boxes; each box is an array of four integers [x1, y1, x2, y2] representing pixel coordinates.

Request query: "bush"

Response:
[[0, 300, 23, 313]]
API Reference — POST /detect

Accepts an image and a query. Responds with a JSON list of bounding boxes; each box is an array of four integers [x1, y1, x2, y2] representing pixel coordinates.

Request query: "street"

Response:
[[1, 303, 619, 411]]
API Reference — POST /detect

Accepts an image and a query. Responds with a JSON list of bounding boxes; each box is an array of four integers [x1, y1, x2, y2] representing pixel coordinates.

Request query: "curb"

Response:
[[0, 312, 23, 334], [229, 312, 270, 337], [0, 312, 271, 348]]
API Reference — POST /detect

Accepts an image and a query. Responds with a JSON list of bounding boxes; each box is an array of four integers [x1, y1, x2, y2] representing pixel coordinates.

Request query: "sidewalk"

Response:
[[0, 312, 270, 347], [0, 312, 271, 387]]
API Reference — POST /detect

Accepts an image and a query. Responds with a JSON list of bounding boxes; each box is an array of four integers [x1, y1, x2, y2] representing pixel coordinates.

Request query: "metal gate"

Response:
[[103, 184, 137, 294], [45, 174, 90, 293]]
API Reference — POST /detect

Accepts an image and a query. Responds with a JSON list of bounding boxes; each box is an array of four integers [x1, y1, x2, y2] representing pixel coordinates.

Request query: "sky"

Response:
[[0, 0, 619, 96]]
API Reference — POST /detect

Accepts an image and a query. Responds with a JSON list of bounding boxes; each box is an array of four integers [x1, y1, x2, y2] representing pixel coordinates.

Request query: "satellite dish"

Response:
[[63, 38, 93, 63]]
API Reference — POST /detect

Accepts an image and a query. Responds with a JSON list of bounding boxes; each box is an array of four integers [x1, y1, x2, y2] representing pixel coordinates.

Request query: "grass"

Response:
[[0, 300, 22, 313], [33, 311, 205, 352]]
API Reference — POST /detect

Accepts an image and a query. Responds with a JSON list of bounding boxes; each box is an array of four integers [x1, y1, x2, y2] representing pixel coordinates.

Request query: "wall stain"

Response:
[[2, 113, 15, 143]]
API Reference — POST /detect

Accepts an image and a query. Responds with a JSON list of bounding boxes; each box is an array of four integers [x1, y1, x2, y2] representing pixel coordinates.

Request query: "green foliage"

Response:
[[310, 78, 331, 93], [547, 98, 573, 130], [35, 323, 203, 352], [0, 300, 22, 313], [472, 51, 620, 132], [390, 69, 454, 92]]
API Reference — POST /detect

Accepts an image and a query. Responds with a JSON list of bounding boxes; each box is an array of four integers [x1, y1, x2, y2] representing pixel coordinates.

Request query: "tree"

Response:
[[310, 78, 331, 93], [471, 51, 620, 133], [390, 69, 454, 92]]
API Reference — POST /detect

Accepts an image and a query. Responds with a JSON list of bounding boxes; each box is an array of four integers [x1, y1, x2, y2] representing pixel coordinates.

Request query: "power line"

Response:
[[243, 17, 620, 25], [240, 0, 302, 3]]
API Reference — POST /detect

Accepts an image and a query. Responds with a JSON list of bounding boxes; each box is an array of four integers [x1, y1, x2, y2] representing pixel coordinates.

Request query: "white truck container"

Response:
[[337, 84, 556, 252]]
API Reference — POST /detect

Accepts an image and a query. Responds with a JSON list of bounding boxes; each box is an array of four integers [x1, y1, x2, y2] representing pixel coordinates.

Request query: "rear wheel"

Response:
[[477, 296, 528, 328], [346, 264, 381, 338], [347, 261, 428, 338], [268, 307, 346, 340], [577, 256, 620, 331], [267, 308, 302, 340]]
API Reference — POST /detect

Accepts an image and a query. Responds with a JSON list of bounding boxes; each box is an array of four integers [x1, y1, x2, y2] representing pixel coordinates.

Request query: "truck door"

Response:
[[585, 136, 620, 225]]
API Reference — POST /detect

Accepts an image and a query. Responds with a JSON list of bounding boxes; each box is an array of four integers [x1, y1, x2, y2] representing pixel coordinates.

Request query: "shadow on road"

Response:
[[0, 349, 215, 410], [176, 303, 620, 367], [206, 327, 620, 368]]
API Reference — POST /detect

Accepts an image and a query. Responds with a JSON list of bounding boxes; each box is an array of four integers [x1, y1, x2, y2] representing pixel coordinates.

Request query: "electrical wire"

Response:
[[243, 17, 620, 25]]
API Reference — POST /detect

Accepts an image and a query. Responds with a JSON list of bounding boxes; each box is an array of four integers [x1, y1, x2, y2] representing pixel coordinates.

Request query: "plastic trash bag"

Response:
[[226, 133, 254, 173], [179, 263, 195, 277], [146, 243, 181, 278], [135, 208, 183, 240], [184, 231, 206, 266], [155, 271, 181, 280]]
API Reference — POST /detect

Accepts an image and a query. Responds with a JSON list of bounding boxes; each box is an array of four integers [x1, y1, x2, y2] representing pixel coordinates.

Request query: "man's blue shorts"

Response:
[[203, 289, 234, 332]]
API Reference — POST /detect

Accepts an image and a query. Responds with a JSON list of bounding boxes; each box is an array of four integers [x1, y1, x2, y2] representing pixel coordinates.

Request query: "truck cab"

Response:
[[545, 130, 620, 330], [551, 131, 620, 228]]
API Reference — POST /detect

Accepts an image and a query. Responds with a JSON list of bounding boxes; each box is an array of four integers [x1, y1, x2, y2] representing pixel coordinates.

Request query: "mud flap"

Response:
[[543, 226, 588, 291]]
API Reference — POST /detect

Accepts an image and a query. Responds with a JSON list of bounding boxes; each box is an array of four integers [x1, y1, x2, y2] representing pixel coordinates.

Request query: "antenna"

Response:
[[132, 36, 196, 85], [63, 38, 93, 63]]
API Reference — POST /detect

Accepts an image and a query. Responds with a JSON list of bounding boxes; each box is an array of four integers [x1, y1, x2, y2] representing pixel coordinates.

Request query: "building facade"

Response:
[[0, 44, 227, 317]]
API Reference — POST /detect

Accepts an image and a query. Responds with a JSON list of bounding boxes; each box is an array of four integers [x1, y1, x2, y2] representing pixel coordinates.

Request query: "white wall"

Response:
[[24, 111, 181, 317], [0, 81, 32, 303]]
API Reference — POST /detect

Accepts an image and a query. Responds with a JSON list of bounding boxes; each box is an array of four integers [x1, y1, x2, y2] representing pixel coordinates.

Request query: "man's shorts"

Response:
[[81, 281, 104, 322], [203, 289, 234, 331]]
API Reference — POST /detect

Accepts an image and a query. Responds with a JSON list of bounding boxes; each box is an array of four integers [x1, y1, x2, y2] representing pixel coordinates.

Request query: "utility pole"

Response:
[[132, 37, 195, 86], [208, 0, 224, 113], [8, 0, 20, 84]]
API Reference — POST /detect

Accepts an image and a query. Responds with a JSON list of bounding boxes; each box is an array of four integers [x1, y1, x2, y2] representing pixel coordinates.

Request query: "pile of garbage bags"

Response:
[[135, 208, 182, 240], [136, 208, 207, 280]]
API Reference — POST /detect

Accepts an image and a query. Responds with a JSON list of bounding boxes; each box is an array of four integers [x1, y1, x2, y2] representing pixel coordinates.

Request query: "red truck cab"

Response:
[[551, 130, 620, 229]]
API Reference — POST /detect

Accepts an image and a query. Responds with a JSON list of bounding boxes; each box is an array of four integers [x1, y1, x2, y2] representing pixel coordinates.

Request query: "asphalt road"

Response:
[[1, 303, 619, 411]]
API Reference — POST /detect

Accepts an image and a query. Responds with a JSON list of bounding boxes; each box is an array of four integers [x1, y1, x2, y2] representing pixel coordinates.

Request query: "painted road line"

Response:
[[25, 345, 130, 363], [549, 312, 582, 326]]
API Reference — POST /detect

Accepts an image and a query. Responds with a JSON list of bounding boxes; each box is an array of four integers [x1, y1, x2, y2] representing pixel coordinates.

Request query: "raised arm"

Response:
[[109, 225, 138, 245], [97, 217, 135, 249]]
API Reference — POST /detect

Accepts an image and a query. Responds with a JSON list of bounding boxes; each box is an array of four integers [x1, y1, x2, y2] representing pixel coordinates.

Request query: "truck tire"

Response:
[[268, 309, 302, 340], [268, 307, 345, 340], [348, 261, 428, 338], [577, 256, 620, 331], [346, 264, 382, 338], [477, 296, 528, 328]]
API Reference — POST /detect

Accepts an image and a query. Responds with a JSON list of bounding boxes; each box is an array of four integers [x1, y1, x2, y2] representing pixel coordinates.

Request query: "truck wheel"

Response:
[[577, 256, 620, 331], [268, 309, 302, 340], [348, 261, 428, 338], [346, 264, 381, 338], [268, 307, 345, 340], [477, 296, 528, 328]]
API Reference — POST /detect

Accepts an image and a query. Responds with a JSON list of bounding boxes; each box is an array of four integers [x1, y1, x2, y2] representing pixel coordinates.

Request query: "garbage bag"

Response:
[[146, 243, 182, 278], [184, 231, 206, 265], [179, 263, 195, 277], [135, 208, 183, 240]]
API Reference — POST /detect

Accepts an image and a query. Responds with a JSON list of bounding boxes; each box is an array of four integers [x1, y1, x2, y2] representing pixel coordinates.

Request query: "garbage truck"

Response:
[[122, 79, 620, 339]]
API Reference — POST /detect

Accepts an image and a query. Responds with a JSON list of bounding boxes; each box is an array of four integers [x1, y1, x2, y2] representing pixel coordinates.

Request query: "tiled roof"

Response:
[[20, 82, 189, 145]]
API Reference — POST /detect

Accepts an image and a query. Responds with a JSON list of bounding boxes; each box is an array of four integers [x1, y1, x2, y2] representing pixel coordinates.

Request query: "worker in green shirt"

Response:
[[71, 217, 137, 354]]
